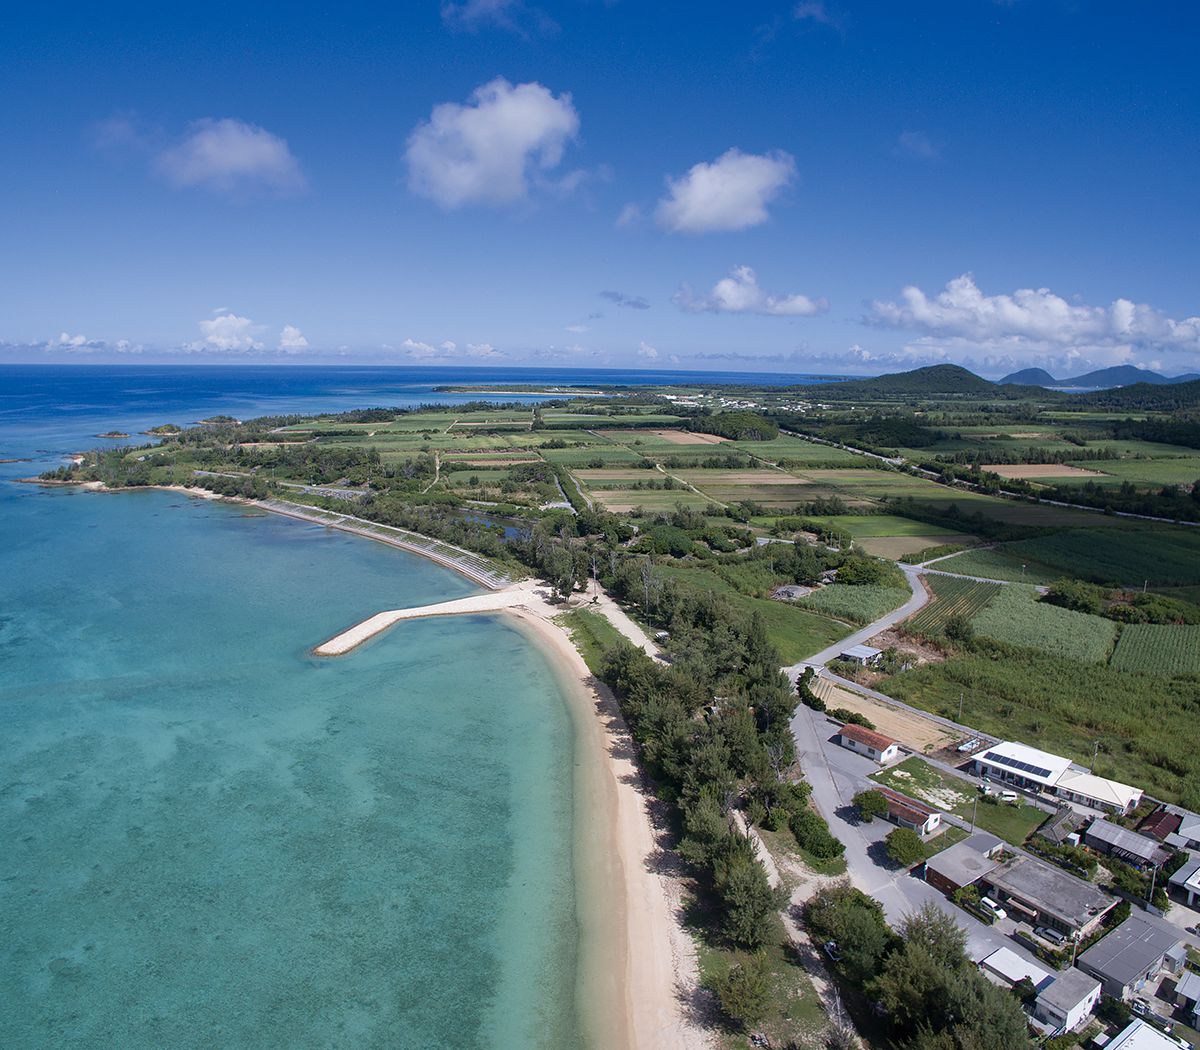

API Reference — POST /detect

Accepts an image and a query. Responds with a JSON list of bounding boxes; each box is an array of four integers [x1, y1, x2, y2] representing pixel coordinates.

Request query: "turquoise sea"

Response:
[[0, 367, 612, 1049]]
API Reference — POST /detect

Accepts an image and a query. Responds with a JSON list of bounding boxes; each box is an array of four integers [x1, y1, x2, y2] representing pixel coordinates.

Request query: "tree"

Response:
[[837, 902, 892, 982], [852, 789, 889, 823], [711, 952, 773, 1026], [899, 903, 967, 969], [713, 841, 782, 950], [885, 827, 926, 867]]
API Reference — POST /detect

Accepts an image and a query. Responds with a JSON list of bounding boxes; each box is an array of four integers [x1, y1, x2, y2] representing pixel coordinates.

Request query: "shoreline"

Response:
[[507, 609, 710, 1050]]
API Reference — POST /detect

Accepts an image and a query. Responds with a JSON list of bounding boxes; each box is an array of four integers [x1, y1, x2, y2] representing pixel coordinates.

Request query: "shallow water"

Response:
[[0, 369, 591, 1048]]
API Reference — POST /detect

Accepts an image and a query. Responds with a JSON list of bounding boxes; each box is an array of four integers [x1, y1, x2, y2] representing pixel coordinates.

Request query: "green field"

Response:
[[806, 514, 961, 538], [906, 576, 1000, 634], [658, 565, 853, 663], [1110, 624, 1200, 676], [930, 547, 1059, 585], [795, 584, 911, 625], [881, 648, 1200, 805], [970, 584, 1119, 664], [1004, 527, 1200, 586], [870, 757, 1047, 845]]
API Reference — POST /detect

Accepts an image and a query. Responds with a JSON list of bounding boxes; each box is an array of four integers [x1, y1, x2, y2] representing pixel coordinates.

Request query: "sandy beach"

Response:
[[509, 610, 711, 1050]]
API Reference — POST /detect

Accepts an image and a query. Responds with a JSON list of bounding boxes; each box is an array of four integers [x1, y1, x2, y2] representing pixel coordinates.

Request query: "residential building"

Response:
[[1076, 911, 1187, 999], [973, 741, 1074, 793], [1175, 970, 1200, 1027], [1167, 851, 1200, 907], [979, 946, 1053, 992], [1055, 770, 1143, 815], [876, 785, 941, 836], [923, 833, 1004, 895], [1107, 1018, 1189, 1049], [1139, 808, 1182, 842], [834, 723, 899, 764], [1166, 807, 1200, 851], [1084, 819, 1173, 870], [1033, 968, 1102, 1033], [982, 854, 1116, 937], [838, 643, 883, 667]]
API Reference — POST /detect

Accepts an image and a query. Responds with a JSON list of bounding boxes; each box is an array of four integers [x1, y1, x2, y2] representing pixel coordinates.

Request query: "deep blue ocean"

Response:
[[0, 364, 835, 1049]]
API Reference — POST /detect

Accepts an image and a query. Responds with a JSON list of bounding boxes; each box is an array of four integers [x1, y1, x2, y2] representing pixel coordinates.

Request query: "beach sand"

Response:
[[509, 610, 710, 1050]]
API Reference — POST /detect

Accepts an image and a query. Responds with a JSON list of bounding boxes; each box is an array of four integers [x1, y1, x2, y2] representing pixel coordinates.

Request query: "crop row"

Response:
[[907, 576, 1000, 634], [1110, 624, 1200, 676]]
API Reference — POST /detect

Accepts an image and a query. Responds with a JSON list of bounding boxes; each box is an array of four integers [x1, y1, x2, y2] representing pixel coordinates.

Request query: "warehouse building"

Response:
[[1076, 911, 1186, 1000]]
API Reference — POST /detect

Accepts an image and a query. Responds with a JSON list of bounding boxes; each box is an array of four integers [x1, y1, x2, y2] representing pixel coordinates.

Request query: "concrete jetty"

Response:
[[313, 581, 544, 656]]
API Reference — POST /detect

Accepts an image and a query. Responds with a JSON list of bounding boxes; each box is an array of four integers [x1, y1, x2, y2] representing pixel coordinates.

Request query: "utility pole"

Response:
[[958, 691, 965, 723], [1090, 739, 1100, 774], [971, 793, 979, 832]]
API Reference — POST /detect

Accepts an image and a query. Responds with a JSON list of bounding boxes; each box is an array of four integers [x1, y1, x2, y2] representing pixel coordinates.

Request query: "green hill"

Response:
[[1070, 378, 1200, 410], [797, 364, 1004, 398]]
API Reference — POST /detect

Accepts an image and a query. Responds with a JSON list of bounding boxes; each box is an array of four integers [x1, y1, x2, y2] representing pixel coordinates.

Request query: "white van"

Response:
[[980, 897, 1007, 920]]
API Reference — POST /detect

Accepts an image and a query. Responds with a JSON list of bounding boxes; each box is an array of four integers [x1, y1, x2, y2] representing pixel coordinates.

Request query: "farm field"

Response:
[[805, 514, 963, 538], [1110, 624, 1200, 676], [1062, 457, 1200, 486], [970, 584, 1119, 664], [858, 534, 975, 559], [982, 464, 1107, 479], [881, 649, 1200, 805], [870, 757, 1047, 845], [588, 489, 712, 512], [812, 679, 958, 753], [928, 547, 1058, 585], [795, 583, 911, 625], [906, 576, 1000, 634], [1003, 527, 1200, 586]]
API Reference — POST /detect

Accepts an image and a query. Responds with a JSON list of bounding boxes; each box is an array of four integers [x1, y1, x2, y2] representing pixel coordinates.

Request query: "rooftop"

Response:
[[1168, 852, 1200, 893], [1107, 1018, 1187, 1049], [925, 839, 1002, 888], [987, 854, 1114, 929], [1077, 912, 1185, 987], [837, 722, 897, 753], [979, 946, 1054, 991], [876, 785, 936, 827], [1085, 819, 1169, 864], [1139, 809, 1183, 841], [1176, 970, 1200, 1003], [1036, 967, 1101, 1012], [1056, 770, 1142, 811], [976, 740, 1074, 787], [841, 643, 882, 660]]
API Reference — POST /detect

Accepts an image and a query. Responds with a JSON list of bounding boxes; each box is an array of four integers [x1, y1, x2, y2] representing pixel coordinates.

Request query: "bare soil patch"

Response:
[[859, 534, 973, 559], [679, 470, 808, 486], [648, 429, 728, 445], [814, 678, 957, 754], [982, 463, 1106, 479], [868, 628, 947, 666]]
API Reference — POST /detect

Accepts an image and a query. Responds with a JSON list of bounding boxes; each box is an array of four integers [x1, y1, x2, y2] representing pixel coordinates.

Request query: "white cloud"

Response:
[[794, 2, 838, 26], [896, 130, 940, 161], [466, 342, 503, 357], [673, 266, 827, 317], [155, 118, 306, 196], [616, 202, 641, 227], [397, 337, 506, 361], [564, 324, 589, 333], [440, 0, 555, 35], [405, 78, 579, 209], [193, 312, 264, 351], [637, 341, 659, 360], [868, 275, 1200, 365], [656, 148, 795, 234], [57, 332, 88, 347], [278, 324, 309, 351]]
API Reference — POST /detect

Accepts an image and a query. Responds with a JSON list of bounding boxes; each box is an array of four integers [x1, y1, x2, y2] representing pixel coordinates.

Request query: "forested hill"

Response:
[[1070, 377, 1200, 411], [793, 364, 1032, 399]]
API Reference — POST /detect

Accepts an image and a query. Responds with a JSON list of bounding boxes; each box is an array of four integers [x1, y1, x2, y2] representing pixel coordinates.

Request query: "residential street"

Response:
[[789, 702, 1045, 967]]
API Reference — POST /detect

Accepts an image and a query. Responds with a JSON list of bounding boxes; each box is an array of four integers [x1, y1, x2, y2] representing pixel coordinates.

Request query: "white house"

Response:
[[839, 643, 883, 667], [1034, 968, 1102, 1033], [835, 723, 899, 764], [973, 741, 1074, 792], [979, 947, 1053, 993]]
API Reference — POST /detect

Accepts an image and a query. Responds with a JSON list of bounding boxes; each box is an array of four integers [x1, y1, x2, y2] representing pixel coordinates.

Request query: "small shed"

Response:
[[979, 947, 1054, 992], [839, 644, 883, 667], [876, 785, 942, 837]]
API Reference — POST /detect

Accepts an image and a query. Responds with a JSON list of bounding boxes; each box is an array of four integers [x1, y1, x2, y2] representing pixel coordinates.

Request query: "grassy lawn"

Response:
[[694, 913, 830, 1049], [557, 607, 626, 675], [758, 825, 848, 877], [871, 757, 1047, 845]]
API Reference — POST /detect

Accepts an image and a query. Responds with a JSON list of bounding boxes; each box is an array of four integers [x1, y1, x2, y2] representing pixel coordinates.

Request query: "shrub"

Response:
[[790, 808, 845, 861], [711, 952, 773, 1027], [853, 789, 888, 823]]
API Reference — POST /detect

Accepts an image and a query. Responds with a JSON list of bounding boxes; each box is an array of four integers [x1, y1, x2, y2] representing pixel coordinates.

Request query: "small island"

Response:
[[142, 423, 182, 436], [96, 431, 131, 439], [195, 415, 241, 425]]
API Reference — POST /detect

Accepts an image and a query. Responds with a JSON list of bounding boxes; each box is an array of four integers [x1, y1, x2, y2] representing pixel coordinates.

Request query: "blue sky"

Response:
[[1, 0, 1197, 376]]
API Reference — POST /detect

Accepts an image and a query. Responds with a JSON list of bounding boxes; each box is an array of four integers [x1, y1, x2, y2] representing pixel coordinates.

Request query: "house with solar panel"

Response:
[[971, 741, 1144, 816]]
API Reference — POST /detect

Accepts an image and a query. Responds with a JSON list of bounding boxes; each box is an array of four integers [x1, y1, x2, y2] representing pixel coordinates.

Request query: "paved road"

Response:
[[789, 703, 1046, 966], [784, 563, 930, 676]]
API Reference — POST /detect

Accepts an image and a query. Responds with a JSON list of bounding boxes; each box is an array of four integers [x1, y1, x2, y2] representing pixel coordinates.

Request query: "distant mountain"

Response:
[[999, 367, 1058, 386], [997, 364, 1200, 390], [798, 364, 998, 397], [1071, 377, 1200, 410]]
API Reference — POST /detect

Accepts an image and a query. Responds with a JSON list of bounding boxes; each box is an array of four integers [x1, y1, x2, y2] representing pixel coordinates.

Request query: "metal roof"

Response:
[[1056, 770, 1142, 811], [979, 947, 1054, 991], [841, 644, 883, 660], [925, 840, 1002, 888], [1084, 820, 1167, 864], [1077, 912, 1185, 988]]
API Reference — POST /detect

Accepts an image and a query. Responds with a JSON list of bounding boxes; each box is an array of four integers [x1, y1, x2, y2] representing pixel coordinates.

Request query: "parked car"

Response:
[[1132, 1000, 1152, 1018], [1035, 926, 1067, 945], [980, 897, 1008, 921], [999, 790, 1021, 804], [822, 940, 841, 961]]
